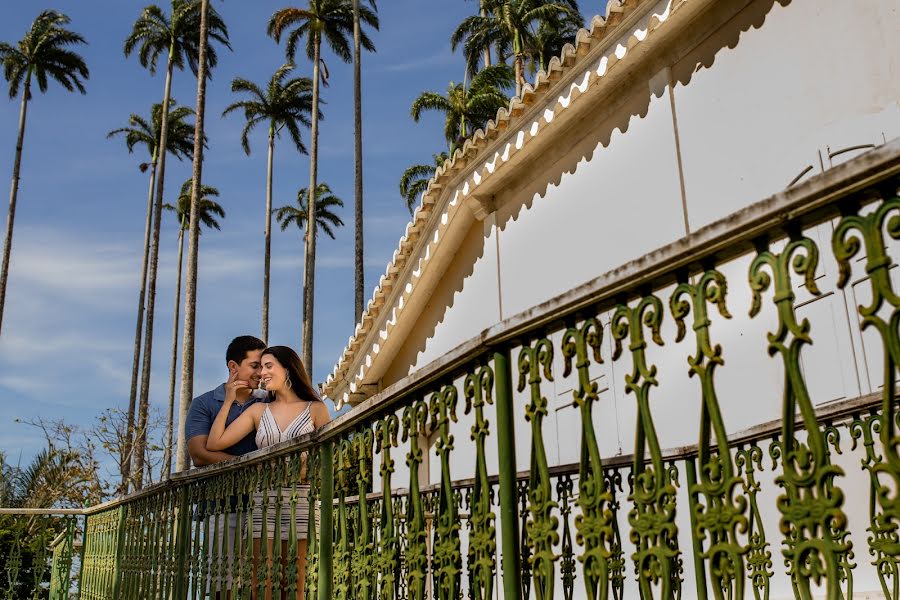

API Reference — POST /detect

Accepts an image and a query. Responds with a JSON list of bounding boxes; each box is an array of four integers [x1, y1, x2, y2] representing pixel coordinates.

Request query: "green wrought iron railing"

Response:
[[7, 139, 900, 600], [0, 509, 81, 600]]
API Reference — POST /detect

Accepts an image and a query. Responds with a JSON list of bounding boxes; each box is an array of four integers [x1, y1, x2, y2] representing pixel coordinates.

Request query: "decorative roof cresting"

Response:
[[324, 0, 683, 406]]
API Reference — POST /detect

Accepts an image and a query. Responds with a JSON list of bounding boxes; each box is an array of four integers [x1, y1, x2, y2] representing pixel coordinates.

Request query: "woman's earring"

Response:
[[286, 374, 293, 390]]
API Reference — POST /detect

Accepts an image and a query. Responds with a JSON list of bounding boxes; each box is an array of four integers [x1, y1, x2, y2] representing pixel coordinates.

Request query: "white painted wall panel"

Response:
[[497, 84, 686, 318], [411, 219, 502, 372], [673, 0, 900, 230], [361, 1, 900, 594]]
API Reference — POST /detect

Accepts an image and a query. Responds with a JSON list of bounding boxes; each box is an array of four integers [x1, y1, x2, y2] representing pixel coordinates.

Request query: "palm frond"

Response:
[[277, 182, 345, 239], [1, 10, 89, 99], [224, 64, 314, 157], [470, 63, 515, 93], [173, 178, 225, 232], [410, 91, 453, 122]]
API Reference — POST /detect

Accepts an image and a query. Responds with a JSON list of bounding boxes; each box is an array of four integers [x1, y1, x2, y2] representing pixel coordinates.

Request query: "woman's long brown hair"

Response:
[[262, 346, 321, 403]]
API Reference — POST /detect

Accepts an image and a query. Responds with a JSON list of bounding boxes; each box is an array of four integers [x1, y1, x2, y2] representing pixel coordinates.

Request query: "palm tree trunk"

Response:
[[461, 67, 469, 140], [514, 30, 524, 98], [514, 54, 524, 98], [262, 126, 274, 344], [175, 0, 210, 473], [0, 75, 31, 338], [133, 52, 176, 489], [301, 38, 321, 372], [162, 225, 185, 479], [480, 1, 491, 68], [352, 0, 365, 326], [121, 149, 158, 495]]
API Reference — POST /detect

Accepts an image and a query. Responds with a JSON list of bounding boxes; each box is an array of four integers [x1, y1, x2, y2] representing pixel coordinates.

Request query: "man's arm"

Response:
[[187, 435, 235, 466], [184, 393, 235, 467]]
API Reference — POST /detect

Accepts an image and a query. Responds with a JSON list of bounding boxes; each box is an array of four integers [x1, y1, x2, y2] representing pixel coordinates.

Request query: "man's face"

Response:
[[232, 349, 263, 389]]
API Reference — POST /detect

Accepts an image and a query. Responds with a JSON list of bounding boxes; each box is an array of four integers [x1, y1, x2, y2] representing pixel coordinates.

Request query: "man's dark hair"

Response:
[[226, 335, 266, 365]]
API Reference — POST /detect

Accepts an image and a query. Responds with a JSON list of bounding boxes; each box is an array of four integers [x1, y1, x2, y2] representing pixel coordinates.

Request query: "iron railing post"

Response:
[[685, 458, 709, 600], [75, 514, 87, 598], [57, 515, 76, 600], [172, 486, 192, 599], [110, 507, 127, 599], [317, 440, 335, 600], [493, 348, 523, 600]]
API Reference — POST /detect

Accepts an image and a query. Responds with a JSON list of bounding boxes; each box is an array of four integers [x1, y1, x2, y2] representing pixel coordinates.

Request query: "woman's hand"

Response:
[[223, 368, 251, 403], [206, 371, 258, 452]]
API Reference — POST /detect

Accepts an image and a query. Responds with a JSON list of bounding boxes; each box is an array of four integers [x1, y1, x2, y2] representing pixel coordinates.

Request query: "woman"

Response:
[[207, 345, 330, 600]]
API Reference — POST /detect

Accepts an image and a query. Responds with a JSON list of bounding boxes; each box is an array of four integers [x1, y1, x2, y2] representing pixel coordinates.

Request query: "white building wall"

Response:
[[366, 0, 900, 597], [496, 77, 687, 318], [399, 0, 900, 456], [674, 0, 900, 230]]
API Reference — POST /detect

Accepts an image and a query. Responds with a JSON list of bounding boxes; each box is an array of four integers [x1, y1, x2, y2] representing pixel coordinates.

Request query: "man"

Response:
[[184, 334, 267, 596], [185, 335, 267, 466]]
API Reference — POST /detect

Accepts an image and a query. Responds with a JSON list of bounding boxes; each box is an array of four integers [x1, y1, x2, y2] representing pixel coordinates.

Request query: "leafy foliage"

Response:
[[107, 101, 200, 169], [410, 64, 513, 151], [399, 152, 448, 213], [164, 178, 225, 231], [276, 183, 345, 240], [124, 0, 230, 77], [0, 10, 89, 99], [222, 63, 316, 156], [268, 0, 378, 70], [0, 429, 105, 599], [451, 0, 582, 80]]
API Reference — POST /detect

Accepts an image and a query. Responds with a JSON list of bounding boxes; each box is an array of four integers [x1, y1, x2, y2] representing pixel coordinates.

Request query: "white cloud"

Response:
[[381, 50, 459, 73], [0, 374, 59, 396], [8, 226, 138, 309], [270, 253, 391, 271]]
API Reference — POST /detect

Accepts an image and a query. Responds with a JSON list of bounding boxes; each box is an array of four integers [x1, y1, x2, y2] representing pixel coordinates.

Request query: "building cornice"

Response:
[[324, 0, 693, 406]]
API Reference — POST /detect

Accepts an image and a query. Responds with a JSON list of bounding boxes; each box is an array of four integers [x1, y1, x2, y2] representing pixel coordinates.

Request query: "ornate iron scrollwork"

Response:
[[611, 295, 681, 599], [749, 234, 853, 597], [519, 337, 560, 600]]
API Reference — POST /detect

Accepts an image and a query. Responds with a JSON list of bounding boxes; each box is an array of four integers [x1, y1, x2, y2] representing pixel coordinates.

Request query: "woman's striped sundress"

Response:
[[251, 403, 318, 540]]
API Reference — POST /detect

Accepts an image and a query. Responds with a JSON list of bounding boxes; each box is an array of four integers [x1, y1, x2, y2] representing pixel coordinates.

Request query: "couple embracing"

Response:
[[184, 335, 329, 599]]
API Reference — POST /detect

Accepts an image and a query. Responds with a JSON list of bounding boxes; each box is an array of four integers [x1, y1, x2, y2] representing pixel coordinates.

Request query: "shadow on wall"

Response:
[[494, 0, 796, 233], [383, 219, 491, 385], [382, 0, 795, 387]]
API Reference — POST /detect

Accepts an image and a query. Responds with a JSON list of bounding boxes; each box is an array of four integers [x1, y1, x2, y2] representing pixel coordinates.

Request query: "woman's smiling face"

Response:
[[260, 353, 288, 392]]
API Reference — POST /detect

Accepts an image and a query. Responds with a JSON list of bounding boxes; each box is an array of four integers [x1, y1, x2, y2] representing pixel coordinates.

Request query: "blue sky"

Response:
[[0, 0, 477, 469], [0, 1, 597, 474]]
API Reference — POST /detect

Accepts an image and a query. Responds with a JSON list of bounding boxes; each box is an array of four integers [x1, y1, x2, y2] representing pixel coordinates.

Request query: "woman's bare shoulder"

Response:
[[247, 402, 267, 419], [310, 400, 331, 427]]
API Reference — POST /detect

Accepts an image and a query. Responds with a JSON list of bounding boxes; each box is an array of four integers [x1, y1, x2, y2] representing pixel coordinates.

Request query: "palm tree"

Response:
[[268, 0, 377, 371], [0, 448, 85, 596], [529, 10, 583, 74], [276, 183, 345, 241], [222, 64, 315, 344], [125, 0, 230, 490], [161, 180, 223, 478], [478, 0, 492, 68], [451, 0, 578, 96], [0, 11, 88, 336], [277, 185, 343, 344], [411, 64, 513, 152], [352, 0, 379, 325], [175, 0, 213, 473], [399, 152, 448, 213], [106, 102, 197, 493], [5, 449, 81, 510]]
